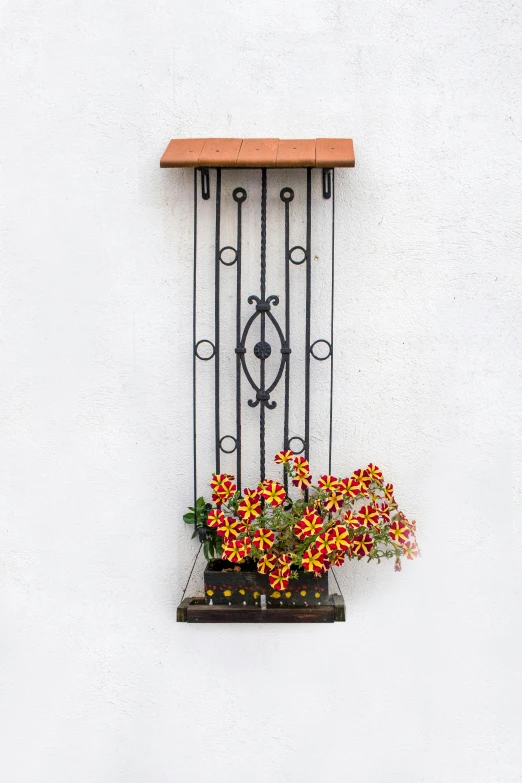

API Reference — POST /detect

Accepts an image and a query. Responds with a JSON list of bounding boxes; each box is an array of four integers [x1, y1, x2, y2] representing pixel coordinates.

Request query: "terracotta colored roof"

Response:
[[160, 138, 355, 168]]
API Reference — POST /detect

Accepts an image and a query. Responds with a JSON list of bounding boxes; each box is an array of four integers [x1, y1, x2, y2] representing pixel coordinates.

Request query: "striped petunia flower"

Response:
[[212, 478, 237, 504], [269, 567, 290, 590], [292, 473, 312, 491], [384, 483, 394, 501], [351, 469, 372, 490], [278, 553, 292, 572], [351, 533, 374, 558], [239, 536, 252, 557], [257, 553, 277, 573], [324, 490, 345, 514], [377, 502, 391, 523], [222, 538, 247, 563], [357, 505, 380, 529], [274, 450, 294, 464], [206, 509, 225, 528], [343, 510, 362, 529], [388, 518, 410, 544], [217, 516, 247, 539], [402, 539, 419, 560], [366, 463, 384, 484], [317, 475, 341, 492], [315, 530, 337, 555], [339, 477, 364, 497], [293, 456, 310, 476], [293, 512, 323, 540], [301, 547, 326, 574], [328, 525, 351, 551], [252, 528, 275, 551], [259, 480, 286, 507], [394, 556, 402, 572], [331, 551, 346, 567], [237, 492, 262, 521]]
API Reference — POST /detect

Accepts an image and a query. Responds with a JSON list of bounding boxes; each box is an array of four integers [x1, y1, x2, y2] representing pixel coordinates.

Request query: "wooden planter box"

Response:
[[204, 559, 329, 607]]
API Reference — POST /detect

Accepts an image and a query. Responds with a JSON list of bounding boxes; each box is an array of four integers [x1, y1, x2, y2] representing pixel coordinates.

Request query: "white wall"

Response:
[[1, 1, 521, 781]]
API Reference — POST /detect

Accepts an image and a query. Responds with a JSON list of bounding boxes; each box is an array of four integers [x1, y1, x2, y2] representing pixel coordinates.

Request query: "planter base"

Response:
[[177, 594, 345, 623]]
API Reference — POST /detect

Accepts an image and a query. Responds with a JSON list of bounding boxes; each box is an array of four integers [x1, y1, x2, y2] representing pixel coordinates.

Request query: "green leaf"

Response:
[[183, 512, 195, 524]]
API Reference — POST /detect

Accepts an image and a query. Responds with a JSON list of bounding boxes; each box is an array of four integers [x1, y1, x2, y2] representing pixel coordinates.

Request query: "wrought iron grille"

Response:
[[192, 166, 336, 509]]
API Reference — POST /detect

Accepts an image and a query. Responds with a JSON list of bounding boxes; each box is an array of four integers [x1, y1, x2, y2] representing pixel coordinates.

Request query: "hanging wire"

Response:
[[180, 543, 203, 602], [330, 566, 345, 601]]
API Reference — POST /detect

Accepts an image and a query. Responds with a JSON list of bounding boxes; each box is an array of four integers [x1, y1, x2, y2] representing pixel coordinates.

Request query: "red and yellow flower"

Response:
[[274, 450, 294, 464], [217, 516, 246, 539], [293, 456, 310, 475], [301, 546, 326, 574], [259, 480, 286, 507], [269, 567, 290, 590], [252, 528, 275, 551], [240, 536, 252, 557], [329, 525, 351, 551], [394, 556, 402, 572], [210, 473, 237, 503], [388, 518, 410, 544], [315, 530, 336, 555], [366, 463, 384, 484], [222, 538, 247, 563], [352, 469, 372, 490], [339, 477, 364, 498], [384, 483, 394, 501], [377, 502, 390, 523], [294, 512, 323, 540], [331, 551, 346, 567], [257, 553, 277, 573], [402, 539, 419, 560], [357, 505, 380, 529], [351, 533, 374, 558], [207, 509, 225, 528], [292, 473, 312, 490], [237, 491, 262, 521], [324, 490, 345, 514], [343, 510, 361, 529], [317, 475, 341, 491], [278, 553, 292, 571]]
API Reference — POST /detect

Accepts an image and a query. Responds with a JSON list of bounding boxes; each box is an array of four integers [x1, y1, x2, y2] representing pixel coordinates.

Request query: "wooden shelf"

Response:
[[160, 138, 355, 169], [177, 594, 345, 623]]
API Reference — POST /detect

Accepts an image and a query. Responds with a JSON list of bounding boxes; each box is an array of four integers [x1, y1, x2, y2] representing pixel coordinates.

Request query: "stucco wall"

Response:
[[1, 1, 521, 781]]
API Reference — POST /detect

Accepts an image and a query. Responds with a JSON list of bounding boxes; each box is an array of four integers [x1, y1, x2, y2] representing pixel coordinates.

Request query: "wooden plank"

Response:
[[236, 138, 279, 167], [160, 138, 206, 168], [276, 139, 316, 167], [186, 601, 335, 623], [315, 138, 355, 168], [198, 138, 243, 167], [176, 596, 194, 622]]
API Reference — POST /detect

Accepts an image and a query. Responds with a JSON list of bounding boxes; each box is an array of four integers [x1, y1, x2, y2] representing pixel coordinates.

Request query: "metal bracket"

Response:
[[322, 168, 332, 199], [200, 167, 210, 200]]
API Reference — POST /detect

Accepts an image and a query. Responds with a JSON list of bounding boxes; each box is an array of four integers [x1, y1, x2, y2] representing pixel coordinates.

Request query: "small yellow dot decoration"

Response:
[[223, 589, 231, 597], [271, 591, 281, 599], [239, 589, 245, 595], [253, 591, 259, 599], [206, 589, 214, 596], [315, 592, 320, 598], [300, 590, 307, 597], [285, 591, 292, 598]]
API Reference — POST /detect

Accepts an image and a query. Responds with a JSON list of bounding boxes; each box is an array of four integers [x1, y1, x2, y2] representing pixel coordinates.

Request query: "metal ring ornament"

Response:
[[310, 339, 332, 361], [280, 187, 294, 203], [288, 436, 305, 455], [289, 245, 307, 265], [219, 246, 237, 266], [233, 187, 247, 203], [219, 435, 237, 454], [194, 339, 215, 361]]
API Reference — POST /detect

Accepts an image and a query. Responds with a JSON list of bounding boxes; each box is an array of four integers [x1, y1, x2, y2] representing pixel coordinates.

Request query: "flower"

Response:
[[274, 450, 294, 464], [339, 477, 363, 497], [294, 512, 323, 540], [331, 551, 346, 567], [210, 473, 234, 491], [252, 528, 275, 551], [317, 475, 341, 491], [259, 480, 286, 507], [222, 538, 247, 563], [240, 536, 252, 557], [394, 556, 402, 572], [293, 473, 312, 490], [257, 553, 277, 573], [315, 530, 336, 554], [388, 518, 410, 544], [328, 525, 351, 551], [352, 469, 372, 490], [293, 456, 310, 476], [377, 502, 390, 523], [357, 505, 380, 529], [278, 553, 292, 572], [269, 567, 290, 590], [384, 483, 394, 501], [324, 490, 345, 514], [212, 478, 236, 504], [402, 539, 419, 560], [351, 533, 374, 558], [301, 547, 326, 574], [366, 463, 384, 484], [343, 510, 362, 529], [206, 509, 225, 528], [217, 516, 247, 539], [237, 492, 262, 521]]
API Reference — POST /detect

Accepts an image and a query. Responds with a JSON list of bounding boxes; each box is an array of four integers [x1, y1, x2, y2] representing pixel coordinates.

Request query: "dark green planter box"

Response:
[[204, 559, 329, 607]]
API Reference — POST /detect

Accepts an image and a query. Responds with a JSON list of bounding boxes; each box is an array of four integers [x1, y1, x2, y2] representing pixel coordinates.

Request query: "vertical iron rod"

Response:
[[236, 194, 242, 489], [328, 170, 335, 474], [214, 169, 221, 473], [260, 168, 267, 481], [304, 168, 312, 465], [283, 194, 290, 491], [193, 169, 198, 521]]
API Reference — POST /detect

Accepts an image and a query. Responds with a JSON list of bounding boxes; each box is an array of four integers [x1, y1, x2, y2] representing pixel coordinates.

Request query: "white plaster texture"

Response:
[[1, 1, 521, 782]]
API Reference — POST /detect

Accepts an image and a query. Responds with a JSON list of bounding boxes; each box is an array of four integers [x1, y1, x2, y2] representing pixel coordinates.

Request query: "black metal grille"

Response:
[[192, 167, 335, 505]]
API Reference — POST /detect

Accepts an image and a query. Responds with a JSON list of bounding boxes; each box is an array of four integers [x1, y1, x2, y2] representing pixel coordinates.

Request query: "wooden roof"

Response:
[[160, 138, 355, 168]]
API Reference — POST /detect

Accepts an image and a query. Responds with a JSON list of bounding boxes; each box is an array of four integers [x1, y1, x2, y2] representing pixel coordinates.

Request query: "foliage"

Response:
[[184, 451, 420, 587]]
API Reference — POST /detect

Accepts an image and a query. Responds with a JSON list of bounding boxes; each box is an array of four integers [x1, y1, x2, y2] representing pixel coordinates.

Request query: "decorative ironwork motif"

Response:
[[192, 166, 335, 505]]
